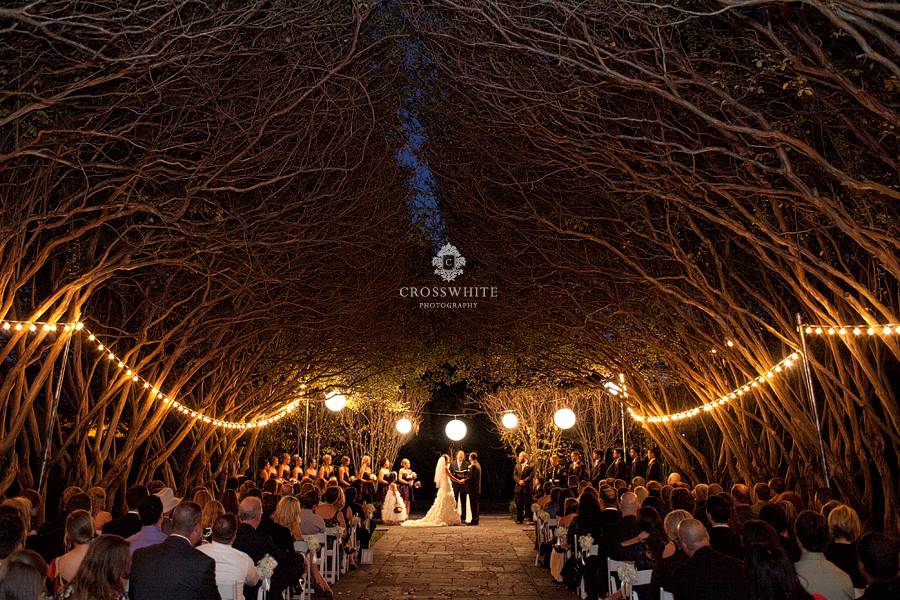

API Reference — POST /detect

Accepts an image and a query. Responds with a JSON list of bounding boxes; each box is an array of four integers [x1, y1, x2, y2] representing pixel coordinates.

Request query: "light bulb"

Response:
[[324, 392, 347, 412], [501, 412, 519, 429], [395, 418, 412, 434], [553, 408, 576, 430], [445, 419, 467, 441]]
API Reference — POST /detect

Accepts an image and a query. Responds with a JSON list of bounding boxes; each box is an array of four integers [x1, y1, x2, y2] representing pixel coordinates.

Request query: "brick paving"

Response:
[[334, 515, 577, 600]]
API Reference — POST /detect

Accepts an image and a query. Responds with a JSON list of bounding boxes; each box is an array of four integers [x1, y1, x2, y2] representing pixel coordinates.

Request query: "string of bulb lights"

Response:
[[803, 324, 896, 336]]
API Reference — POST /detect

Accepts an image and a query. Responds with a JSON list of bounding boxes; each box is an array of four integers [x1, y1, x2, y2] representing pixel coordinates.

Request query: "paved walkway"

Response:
[[334, 515, 576, 599]]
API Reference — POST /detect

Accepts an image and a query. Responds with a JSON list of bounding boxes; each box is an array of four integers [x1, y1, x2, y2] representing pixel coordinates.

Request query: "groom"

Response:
[[449, 450, 469, 523], [466, 452, 481, 526]]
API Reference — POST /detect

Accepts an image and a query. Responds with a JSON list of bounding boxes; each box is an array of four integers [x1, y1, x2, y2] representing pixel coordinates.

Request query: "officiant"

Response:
[[449, 450, 469, 523]]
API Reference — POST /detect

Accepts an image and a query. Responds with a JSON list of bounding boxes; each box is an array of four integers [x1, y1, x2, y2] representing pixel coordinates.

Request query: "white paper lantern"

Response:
[[445, 419, 467, 441], [324, 392, 347, 412], [501, 412, 519, 429], [395, 418, 412, 434], [553, 408, 576, 430]]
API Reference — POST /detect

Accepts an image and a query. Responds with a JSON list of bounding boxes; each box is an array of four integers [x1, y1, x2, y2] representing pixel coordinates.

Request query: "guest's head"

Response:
[[693, 483, 709, 503], [759, 502, 790, 536], [201, 500, 225, 532], [671, 488, 695, 513], [795, 510, 829, 553], [262, 478, 278, 494], [148, 480, 166, 495], [577, 492, 601, 520], [779, 491, 804, 516], [0, 499, 31, 535], [619, 492, 638, 517], [221, 489, 239, 515], [66, 535, 129, 599], [300, 490, 320, 510], [599, 486, 618, 509], [752, 483, 771, 504], [567, 476, 578, 489], [273, 496, 303, 540], [65, 492, 92, 515], [323, 486, 340, 506], [634, 486, 648, 504], [0, 511, 25, 559], [742, 519, 781, 550], [60, 486, 84, 512], [826, 505, 860, 543], [0, 549, 47, 599], [663, 509, 692, 544], [768, 477, 785, 495], [469, 452, 478, 462], [632, 476, 645, 488], [706, 494, 732, 525], [125, 484, 149, 511], [647, 481, 662, 496], [137, 495, 163, 527], [17, 490, 42, 529], [745, 544, 811, 600], [707, 483, 723, 496], [64, 510, 95, 549], [261, 493, 279, 517], [666, 473, 681, 486], [642, 495, 663, 515], [212, 514, 239, 545], [820, 500, 841, 520], [87, 487, 107, 516], [171, 501, 204, 545], [731, 484, 751, 506], [238, 497, 263, 529], [562, 498, 578, 517], [344, 487, 358, 504], [192, 488, 213, 511], [857, 532, 899, 585], [636, 507, 666, 558], [677, 519, 710, 557]]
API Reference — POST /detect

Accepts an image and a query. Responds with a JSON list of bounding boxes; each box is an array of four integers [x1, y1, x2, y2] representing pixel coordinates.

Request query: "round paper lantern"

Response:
[[395, 418, 413, 434], [324, 392, 347, 412], [445, 419, 467, 441], [501, 412, 519, 429], [553, 407, 576, 430]]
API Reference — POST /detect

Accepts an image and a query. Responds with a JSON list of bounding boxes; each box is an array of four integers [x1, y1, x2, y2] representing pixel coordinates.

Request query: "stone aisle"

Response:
[[334, 515, 577, 599]]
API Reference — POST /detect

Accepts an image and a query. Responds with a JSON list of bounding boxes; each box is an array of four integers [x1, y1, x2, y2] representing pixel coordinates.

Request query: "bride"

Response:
[[402, 454, 462, 527]]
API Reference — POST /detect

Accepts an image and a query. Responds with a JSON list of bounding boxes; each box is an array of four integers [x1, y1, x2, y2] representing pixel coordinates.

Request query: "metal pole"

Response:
[[797, 313, 830, 487], [619, 375, 627, 457], [38, 332, 73, 493], [303, 397, 310, 464]]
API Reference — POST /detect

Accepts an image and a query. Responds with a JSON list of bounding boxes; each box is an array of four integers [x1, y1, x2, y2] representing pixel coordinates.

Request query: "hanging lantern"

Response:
[[553, 408, 576, 430], [324, 391, 347, 412], [445, 419, 467, 441], [501, 412, 519, 429], [395, 418, 413, 434]]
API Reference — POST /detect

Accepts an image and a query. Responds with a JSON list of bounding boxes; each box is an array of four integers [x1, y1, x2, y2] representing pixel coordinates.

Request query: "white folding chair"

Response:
[[323, 529, 341, 584], [660, 590, 674, 600], [291, 541, 313, 600], [607, 559, 652, 600], [577, 544, 599, 599]]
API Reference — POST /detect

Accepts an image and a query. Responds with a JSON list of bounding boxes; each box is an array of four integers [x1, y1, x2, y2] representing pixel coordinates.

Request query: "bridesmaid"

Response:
[[291, 454, 303, 480], [357, 455, 374, 502], [376, 459, 391, 505], [398, 458, 414, 515], [318, 454, 335, 480], [304, 457, 318, 479], [337, 456, 353, 488]]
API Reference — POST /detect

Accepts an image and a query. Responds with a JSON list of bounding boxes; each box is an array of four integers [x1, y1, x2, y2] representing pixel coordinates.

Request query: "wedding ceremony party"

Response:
[[0, 1, 898, 600]]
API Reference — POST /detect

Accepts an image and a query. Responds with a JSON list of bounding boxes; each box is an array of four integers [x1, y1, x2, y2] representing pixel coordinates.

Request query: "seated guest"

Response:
[[794, 510, 854, 600], [0, 508, 25, 561], [127, 495, 166, 556], [614, 506, 667, 600], [557, 498, 578, 529], [102, 484, 147, 539], [616, 492, 640, 543], [200, 501, 225, 543], [707, 483, 723, 496], [768, 477, 786, 495], [670, 487, 695, 514], [197, 514, 259, 600], [857, 532, 899, 600], [0, 549, 47, 598], [57, 534, 129, 600], [47, 509, 93, 592], [233, 497, 303, 600], [88, 487, 113, 532], [35, 491, 91, 562], [315, 487, 348, 529], [634, 485, 648, 505], [824, 505, 865, 589], [821, 500, 841, 521], [299, 490, 327, 535], [650, 509, 691, 596], [760, 503, 801, 561], [273, 496, 333, 598], [1, 499, 32, 544], [731, 484, 755, 527], [745, 544, 825, 600], [741, 519, 782, 551], [258, 494, 293, 553], [669, 519, 749, 600], [130, 501, 220, 600], [220, 489, 239, 516], [692, 483, 709, 527], [751, 483, 771, 515], [706, 494, 743, 559]]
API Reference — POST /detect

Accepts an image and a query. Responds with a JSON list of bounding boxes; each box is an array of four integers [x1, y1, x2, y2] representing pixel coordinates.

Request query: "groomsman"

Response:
[[466, 452, 481, 526], [544, 454, 566, 487], [590, 449, 606, 487], [629, 448, 647, 480], [568, 450, 587, 482], [512, 452, 533, 524], [449, 450, 469, 523], [606, 448, 627, 480], [645, 447, 662, 483]]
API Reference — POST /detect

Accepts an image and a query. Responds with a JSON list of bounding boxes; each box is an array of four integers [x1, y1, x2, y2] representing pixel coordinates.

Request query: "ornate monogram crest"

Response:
[[432, 243, 466, 282]]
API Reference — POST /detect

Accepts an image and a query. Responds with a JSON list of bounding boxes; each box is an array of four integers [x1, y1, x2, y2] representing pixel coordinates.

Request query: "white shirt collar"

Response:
[[170, 534, 193, 545]]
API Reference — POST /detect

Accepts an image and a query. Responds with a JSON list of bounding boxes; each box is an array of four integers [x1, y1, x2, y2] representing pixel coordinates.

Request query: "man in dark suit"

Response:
[[730, 484, 754, 529], [103, 484, 149, 539], [590, 449, 606, 487], [669, 519, 749, 600], [129, 501, 220, 600], [544, 454, 566, 487], [512, 452, 533, 524], [645, 447, 662, 483], [568, 450, 587, 482], [629, 448, 647, 481], [593, 486, 623, 596], [606, 448, 627, 480], [233, 496, 302, 599], [449, 450, 469, 524], [706, 494, 743, 559], [465, 452, 481, 526]]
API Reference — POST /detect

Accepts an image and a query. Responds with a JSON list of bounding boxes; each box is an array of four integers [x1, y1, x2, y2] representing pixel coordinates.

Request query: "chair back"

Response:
[[660, 590, 674, 600]]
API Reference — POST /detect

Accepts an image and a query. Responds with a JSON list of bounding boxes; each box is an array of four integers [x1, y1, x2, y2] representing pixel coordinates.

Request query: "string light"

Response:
[[803, 323, 896, 336], [0, 319, 80, 333], [628, 352, 801, 424]]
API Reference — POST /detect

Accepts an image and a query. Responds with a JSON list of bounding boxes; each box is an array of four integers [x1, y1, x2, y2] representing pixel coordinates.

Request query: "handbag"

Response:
[[561, 555, 583, 590], [393, 506, 402, 513]]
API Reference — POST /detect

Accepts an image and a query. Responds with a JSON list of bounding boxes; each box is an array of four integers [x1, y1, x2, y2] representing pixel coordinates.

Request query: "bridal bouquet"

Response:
[[578, 534, 595, 553], [256, 554, 278, 580]]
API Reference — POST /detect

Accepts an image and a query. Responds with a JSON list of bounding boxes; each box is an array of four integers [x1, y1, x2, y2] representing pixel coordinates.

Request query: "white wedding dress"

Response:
[[402, 456, 462, 527]]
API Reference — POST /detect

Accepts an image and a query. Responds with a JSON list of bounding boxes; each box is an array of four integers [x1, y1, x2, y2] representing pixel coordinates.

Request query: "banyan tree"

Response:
[[1, 1, 898, 531]]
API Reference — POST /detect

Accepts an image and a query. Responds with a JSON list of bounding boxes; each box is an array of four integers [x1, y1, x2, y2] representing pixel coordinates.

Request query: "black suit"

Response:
[[233, 522, 302, 599], [449, 458, 469, 522], [545, 463, 566, 487], [513, 462, 534, 523], [102, 511, 143, 539], [645, 458, 662, 482], [568, 460, 587, 482], [590, 459, 606, 486], [630, 457, 648, 480], [606, 457, 627, 480], [129, 535, 220, 600], [668, 546, 749, 600], [708, 525, 743, 559], [466, 461, 482, 525]]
